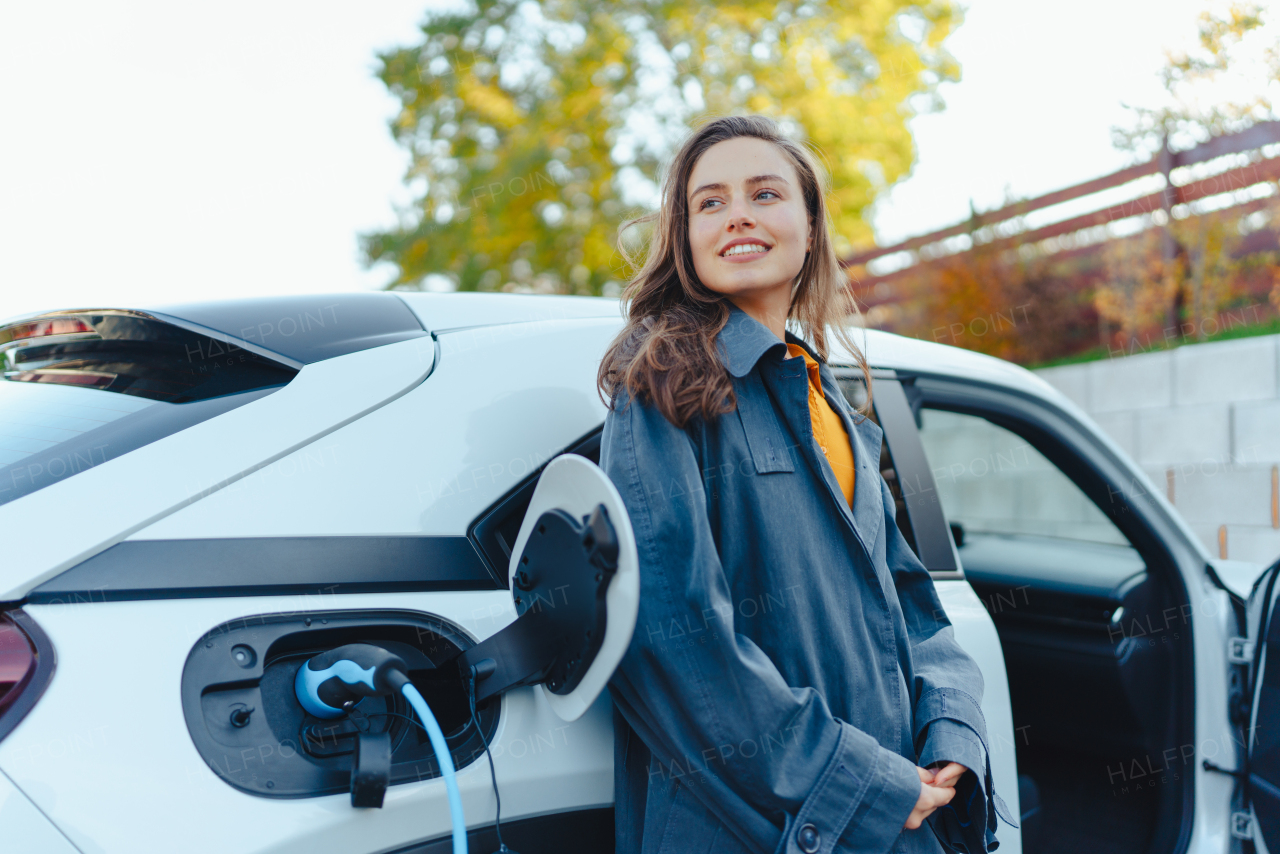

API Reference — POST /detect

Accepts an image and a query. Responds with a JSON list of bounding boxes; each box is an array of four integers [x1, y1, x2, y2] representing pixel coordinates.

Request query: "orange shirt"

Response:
[[786, 343, 856, 505]]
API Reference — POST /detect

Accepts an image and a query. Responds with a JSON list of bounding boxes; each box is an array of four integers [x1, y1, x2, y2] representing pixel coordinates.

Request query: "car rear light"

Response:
[[0, 317, 95, 346], [5, 369, 116, 389], [0, 610, 54, 743]]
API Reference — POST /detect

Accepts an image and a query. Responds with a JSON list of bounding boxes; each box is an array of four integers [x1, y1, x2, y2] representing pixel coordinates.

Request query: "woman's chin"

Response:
[[703, 275, 796, 301]]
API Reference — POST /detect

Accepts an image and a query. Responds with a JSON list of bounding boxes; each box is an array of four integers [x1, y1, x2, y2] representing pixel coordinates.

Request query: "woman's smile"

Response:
[[719, 239, 772, 260]]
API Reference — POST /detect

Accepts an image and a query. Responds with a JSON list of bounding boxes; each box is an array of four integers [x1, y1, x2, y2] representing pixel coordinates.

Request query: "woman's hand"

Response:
[[904, 766, 955, 829], [927, 761, 971, 789]]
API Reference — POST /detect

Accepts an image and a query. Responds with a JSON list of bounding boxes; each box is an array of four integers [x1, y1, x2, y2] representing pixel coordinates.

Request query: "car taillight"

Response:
[[0, 317, 95, 346], [0, 610, 53, 742]]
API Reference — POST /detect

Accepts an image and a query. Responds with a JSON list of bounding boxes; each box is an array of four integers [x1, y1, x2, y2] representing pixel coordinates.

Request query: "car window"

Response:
[[0, 313, 295, 507], [916, 407, 1127, 547], [0, 379, 286, 508]]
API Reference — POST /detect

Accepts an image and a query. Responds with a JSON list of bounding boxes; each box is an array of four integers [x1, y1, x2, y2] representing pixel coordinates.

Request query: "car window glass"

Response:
[[0, 313, 297, 507], [917, 407, 1127, 547], [0, 379, 281, 508]]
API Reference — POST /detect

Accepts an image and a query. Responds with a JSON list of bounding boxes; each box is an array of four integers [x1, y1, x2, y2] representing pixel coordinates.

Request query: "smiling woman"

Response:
[[598, 116, 872, 430], [594, 115, 1015, 854]]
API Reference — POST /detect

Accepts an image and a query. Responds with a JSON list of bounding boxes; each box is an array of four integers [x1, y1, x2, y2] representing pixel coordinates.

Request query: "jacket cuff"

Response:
[[919, 719, 985, 780], [913, 687, 987, 747], [772, 722, 921, 854], [917, 719, 1019, 853]]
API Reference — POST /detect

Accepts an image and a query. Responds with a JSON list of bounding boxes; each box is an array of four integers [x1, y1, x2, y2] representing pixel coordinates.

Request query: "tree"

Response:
[[1108, 2, 1277, 341], [1114, 2, 1279, 157], [362, 0, 961, 294], [1094, 227, 1180, 349]]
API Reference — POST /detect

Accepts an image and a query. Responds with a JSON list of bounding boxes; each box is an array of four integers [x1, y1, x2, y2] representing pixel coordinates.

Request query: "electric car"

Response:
[[0, 291, 1273, 854]]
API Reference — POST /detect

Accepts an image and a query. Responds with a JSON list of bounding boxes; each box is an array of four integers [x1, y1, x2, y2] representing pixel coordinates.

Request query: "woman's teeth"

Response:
[[723, 244, 769, 256]]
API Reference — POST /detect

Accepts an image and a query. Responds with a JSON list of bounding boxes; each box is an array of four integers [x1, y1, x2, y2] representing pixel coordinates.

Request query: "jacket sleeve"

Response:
[[879, 475, 1018, 852], [601, 389, 923, 854]]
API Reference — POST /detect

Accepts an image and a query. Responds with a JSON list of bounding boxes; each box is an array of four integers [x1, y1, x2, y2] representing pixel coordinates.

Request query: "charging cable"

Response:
[[361, 670, 513, 854], [402, 681, 467, 854], [468, 666, 515, 854], [294, 643, 467, 854]]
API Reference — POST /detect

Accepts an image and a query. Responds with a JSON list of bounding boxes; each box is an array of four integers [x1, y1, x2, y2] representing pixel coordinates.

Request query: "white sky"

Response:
[[1, 0, 1273, 321]]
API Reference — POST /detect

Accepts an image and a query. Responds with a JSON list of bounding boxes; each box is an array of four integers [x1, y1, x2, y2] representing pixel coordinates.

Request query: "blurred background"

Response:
[[2, 0, 1279, 559]]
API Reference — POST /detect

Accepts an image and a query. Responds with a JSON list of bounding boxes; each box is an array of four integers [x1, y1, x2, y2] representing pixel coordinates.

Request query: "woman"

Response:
[[596, 115, 1015, 854]]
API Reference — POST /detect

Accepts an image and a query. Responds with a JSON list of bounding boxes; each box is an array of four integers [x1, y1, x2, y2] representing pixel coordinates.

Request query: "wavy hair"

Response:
[[597, 114, 872, 428]]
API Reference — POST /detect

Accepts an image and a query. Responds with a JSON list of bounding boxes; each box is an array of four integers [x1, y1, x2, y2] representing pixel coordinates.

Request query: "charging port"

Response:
[[181, 610, 497, 799]]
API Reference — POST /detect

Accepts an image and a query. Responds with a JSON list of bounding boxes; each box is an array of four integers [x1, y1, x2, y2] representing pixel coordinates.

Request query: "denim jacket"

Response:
[[600, 302, 1015, 854]]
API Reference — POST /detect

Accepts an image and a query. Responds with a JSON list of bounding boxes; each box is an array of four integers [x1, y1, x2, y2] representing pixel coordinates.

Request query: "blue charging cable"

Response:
[[294, 643, 467, 854], [402, 681, 467, 854]]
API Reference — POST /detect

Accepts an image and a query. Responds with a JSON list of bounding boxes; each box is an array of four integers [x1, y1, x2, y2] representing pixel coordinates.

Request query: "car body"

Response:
[[0, 291, 1273, 854]]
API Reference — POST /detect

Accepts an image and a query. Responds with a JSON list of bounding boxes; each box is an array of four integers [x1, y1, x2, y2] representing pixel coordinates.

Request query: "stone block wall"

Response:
[[1034, 336, 1280, 565]]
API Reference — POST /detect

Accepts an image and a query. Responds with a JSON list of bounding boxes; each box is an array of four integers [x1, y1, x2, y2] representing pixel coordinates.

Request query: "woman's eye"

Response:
[[699, 198, 722, 210], [756, 190, 779, 200]]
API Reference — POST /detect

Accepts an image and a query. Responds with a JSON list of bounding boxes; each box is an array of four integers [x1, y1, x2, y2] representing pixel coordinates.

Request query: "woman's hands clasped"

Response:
[[903, 762, 969, 830]]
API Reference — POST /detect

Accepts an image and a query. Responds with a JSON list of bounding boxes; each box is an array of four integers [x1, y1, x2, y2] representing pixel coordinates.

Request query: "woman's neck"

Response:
[[727, 288, 790, 341]]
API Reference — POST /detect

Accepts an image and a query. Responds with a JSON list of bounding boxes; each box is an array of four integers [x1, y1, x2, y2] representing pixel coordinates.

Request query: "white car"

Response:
[[0, 292, 1271, 854]]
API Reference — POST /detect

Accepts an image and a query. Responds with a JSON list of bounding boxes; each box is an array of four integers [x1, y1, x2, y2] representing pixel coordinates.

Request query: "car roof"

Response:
[[395, 291, 625, 330], [2, 290, 1063, 405], [828, 325, 1065, 402], [397, 292, 1065, 406]]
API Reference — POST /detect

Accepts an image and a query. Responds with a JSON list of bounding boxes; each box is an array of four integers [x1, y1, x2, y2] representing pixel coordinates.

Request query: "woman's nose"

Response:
[[727, 200, 755, 230]]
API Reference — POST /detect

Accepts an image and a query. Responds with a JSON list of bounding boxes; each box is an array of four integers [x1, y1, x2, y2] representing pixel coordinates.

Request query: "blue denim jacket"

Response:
[[601, 302, 1015, 854]]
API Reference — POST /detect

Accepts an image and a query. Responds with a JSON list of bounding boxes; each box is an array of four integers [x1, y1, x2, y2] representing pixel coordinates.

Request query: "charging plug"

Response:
[[294, 643, 410, 719]]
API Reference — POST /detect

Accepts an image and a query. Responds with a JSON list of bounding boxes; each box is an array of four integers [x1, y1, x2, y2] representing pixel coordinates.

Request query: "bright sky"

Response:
[[1, 0, 1273, 321]]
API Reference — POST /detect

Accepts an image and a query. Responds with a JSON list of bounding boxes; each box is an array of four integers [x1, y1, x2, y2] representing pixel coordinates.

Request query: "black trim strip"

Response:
[[28, 536, 501, 603], [386, 807, 613, 854], [872, 378, 961, 576], [147, 293, 429, 365]]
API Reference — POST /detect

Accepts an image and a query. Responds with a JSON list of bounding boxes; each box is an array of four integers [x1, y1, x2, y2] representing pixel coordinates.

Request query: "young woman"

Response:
[[596, 115, 1015, 854]]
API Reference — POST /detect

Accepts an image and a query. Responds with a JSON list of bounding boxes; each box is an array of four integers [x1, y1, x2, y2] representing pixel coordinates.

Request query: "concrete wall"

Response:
[[1034, 335, 1280, 565], [918, 407, 1132, 547]]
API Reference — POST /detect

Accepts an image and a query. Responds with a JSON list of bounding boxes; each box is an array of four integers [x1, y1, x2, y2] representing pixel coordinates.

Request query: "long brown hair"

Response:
[[597, 114, 873, 428]]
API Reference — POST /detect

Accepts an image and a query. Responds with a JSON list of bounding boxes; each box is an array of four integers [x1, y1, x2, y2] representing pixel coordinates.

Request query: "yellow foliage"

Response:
[[363, 0, 961, 293]]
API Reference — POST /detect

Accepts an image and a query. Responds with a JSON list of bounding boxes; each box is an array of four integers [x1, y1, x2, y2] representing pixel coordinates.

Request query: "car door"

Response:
[[1239, 557, 1280, 851], [0, 314, 637, 854], [901, 371, 1241, 854], [834, 368, 1023, 853]]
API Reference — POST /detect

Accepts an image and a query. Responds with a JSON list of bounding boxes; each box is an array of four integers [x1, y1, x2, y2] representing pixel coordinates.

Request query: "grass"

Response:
[[1025, 312, 1280, 371]]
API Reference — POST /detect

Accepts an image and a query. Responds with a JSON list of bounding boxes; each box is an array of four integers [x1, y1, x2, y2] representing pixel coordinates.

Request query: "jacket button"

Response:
[[797, 822, 821, 853]]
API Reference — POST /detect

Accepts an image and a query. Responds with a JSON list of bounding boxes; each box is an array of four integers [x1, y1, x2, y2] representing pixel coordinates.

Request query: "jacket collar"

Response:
[[716, 300, 812, 377]]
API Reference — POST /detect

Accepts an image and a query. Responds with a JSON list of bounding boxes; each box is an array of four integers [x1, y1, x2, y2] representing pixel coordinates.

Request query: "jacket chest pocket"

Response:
[[734, 371, 795, 475]]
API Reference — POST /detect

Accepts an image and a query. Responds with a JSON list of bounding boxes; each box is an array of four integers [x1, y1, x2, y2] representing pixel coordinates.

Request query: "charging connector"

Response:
[[295, 643, 467, 854]]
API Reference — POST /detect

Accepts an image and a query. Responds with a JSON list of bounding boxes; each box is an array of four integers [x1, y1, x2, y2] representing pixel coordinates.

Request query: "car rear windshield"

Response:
[[0, 311, 297, 507]]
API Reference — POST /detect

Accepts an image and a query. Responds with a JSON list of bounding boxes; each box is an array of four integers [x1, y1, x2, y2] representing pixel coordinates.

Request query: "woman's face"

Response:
[[686, 136, 811, 310]]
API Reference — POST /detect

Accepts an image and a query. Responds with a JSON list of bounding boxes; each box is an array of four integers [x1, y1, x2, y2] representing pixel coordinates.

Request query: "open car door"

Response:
[[1241, 557, 1280, 848]]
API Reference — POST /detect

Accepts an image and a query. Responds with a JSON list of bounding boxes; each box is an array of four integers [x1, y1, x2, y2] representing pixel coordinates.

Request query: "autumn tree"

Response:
[[1104, 2, 1279, 340], [1114, 2, 1279, 156], [1094, 228, 1180, 348], [363, 0, 961, 294]]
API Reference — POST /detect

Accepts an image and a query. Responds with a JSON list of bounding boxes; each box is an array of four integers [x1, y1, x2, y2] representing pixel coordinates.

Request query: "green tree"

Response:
[[363, 0, 961, 294]]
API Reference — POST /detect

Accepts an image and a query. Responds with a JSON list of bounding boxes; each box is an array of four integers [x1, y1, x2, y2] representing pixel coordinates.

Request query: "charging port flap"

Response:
[[454, 454, 639, 722]]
